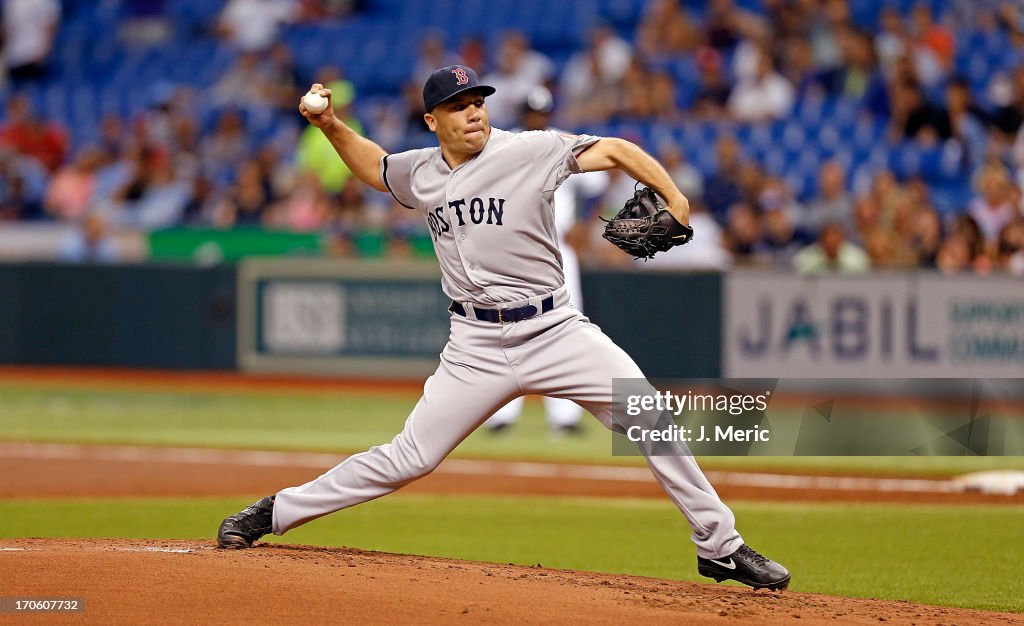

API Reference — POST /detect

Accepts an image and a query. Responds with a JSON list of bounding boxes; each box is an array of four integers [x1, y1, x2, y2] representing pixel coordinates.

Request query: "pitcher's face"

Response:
[[425, 90, 491, 159]]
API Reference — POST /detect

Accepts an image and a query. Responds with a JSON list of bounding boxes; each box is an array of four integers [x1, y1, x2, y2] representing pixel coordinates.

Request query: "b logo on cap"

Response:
[[452, 67, 469, 85]]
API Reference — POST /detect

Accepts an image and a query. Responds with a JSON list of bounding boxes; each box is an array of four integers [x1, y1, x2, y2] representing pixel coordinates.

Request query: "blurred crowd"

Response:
[[0, 0, 1023, 275]]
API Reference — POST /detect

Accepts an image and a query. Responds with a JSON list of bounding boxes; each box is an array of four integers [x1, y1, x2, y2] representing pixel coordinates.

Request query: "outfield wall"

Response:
[[235, 261, 722, 378], [0, 263, 236, 369], [0, 262, 1021, 379]]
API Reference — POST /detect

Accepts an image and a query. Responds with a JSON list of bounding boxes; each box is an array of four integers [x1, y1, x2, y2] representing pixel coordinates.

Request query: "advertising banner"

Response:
[[238, 259, 448, 378], [724, 272, 1024, 377]]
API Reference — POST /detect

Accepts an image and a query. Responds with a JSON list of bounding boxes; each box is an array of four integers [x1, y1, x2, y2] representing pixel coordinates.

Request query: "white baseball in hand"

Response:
[[302, 90, 328, 114]]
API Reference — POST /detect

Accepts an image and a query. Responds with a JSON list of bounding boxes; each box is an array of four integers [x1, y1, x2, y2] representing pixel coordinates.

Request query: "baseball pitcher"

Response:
[[217, 65, 790, 591]]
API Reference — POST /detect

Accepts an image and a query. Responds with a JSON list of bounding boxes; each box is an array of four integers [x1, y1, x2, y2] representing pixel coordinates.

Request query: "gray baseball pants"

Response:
[[272, 291, 743, 559]]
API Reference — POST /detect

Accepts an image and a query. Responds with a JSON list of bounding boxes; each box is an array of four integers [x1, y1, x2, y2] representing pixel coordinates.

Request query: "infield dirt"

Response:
[[3, 442, 1022, 504], [1, 538, 1022, 625]]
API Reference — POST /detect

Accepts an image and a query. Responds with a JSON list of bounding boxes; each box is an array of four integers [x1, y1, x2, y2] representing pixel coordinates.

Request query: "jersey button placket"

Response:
[[447, 168, 479, 285]]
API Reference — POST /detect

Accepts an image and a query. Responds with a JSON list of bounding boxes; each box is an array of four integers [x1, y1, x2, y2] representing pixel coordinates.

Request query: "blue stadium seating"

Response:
[[1, 0, 996, 212]]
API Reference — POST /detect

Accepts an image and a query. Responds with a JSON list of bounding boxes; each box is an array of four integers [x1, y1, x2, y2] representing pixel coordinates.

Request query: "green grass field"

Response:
[[2, 383, 1023, 475], [3, 381, 1024, 613], [2, 496, 1021, 613]]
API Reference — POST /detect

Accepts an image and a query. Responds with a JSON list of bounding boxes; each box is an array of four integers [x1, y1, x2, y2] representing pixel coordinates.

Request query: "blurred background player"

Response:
[[484, 87, 609, 436]]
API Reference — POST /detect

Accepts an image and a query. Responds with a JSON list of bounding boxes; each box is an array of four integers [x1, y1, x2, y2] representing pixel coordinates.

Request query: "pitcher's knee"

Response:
[[588, 401, 676, 443], [382, 440, 443, 484], [394, 456, 440, 483]]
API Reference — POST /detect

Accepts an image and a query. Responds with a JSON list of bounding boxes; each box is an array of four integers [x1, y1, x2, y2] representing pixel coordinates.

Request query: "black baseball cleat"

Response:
[[697, 544, 791, 590], [217, 495, 275, 549]]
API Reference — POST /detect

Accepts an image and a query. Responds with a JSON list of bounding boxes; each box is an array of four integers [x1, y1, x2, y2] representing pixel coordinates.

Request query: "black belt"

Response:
[[449, 296, 554, 324]]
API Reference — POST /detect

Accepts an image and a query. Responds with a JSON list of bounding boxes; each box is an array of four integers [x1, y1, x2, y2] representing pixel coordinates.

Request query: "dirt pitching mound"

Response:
[[1, 539, 1020, 625]]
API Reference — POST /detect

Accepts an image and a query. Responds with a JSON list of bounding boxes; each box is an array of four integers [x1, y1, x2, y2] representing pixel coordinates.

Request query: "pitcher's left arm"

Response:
[[576, 138, 690, 226]]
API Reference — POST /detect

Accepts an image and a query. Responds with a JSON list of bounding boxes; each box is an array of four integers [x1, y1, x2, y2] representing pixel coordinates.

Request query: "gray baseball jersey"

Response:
[[272, 127, 743, 560], [380, 128, 596, 305]]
